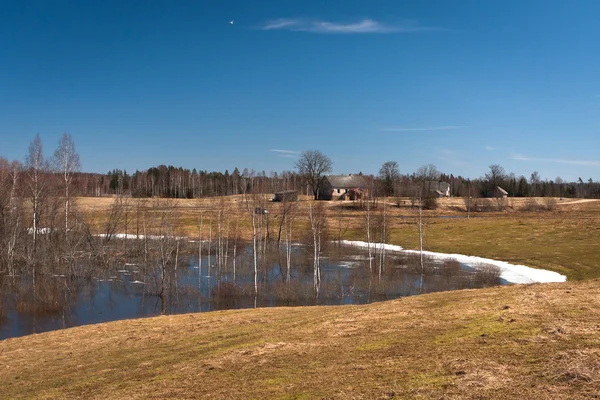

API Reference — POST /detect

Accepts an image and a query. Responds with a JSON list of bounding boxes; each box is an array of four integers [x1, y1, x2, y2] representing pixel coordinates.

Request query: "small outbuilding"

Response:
[[494, 186, 509, 198], [426, 181, 451, 197], [273, 190, 298, 202]]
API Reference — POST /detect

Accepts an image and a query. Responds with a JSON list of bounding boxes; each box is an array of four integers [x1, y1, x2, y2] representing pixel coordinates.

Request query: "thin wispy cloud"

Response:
[[270, 149, 300, 154], [485, 145, 495, 151], [380, 126, 464, 132], [260, 18, 439, 34], [512, 153, 599, 166], [270, 149, 300, 158]]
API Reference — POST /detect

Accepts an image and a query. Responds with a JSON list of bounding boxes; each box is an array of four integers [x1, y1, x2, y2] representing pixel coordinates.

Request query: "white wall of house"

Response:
[[333, 188, 349, 195]]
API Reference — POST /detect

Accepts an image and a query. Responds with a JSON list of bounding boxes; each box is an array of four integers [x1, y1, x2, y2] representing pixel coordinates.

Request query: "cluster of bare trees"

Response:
[[0, 133, 84, 276]]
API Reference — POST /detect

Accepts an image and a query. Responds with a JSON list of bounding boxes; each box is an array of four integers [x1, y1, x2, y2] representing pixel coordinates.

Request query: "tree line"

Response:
[[2, 137, 599, 207], [58, 161, 600, 201]]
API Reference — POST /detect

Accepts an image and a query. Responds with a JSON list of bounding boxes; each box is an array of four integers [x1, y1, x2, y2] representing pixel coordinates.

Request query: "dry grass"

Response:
[[2, 280, 600, 399]]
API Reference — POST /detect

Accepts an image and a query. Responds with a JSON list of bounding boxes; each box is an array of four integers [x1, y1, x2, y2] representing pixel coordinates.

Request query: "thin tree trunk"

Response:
[[252, 212, 258, 296], [174, 240, 180, 294], [379, 202, 386, 282], [285, 217, 292, 288], [64, 180, 69, 231], [217, 210, 222, 279], [198, 216, 203, 291], [224, 217, 230, 282], [419, 190, 425, 294], [366, 201, 372, 273], [143, 219, 148, 263], [208, 216, 212, 285]]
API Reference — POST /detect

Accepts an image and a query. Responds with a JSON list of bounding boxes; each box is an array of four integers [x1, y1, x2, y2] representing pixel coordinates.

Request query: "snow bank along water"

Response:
[[339, 240, 566, 284]]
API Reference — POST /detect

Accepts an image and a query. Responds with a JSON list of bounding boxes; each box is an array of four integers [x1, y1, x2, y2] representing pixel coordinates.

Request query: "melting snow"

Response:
[[339, 240, 566, 284]]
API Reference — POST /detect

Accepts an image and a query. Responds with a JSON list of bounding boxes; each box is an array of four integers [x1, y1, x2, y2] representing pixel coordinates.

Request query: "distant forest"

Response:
[[2, 134, 599, 200], [76, 165, 599, 199]]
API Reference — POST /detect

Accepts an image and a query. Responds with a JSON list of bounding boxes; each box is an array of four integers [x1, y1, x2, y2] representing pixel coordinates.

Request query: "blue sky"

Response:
[[1, 0, 599, 181]]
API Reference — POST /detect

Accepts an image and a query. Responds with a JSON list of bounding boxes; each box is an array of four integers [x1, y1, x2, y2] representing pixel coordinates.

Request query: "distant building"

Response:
[[272, 190, 298, 202], [425, 181, 451, 197], [494, 186, 509, 198], [319, 174, 369, 200]]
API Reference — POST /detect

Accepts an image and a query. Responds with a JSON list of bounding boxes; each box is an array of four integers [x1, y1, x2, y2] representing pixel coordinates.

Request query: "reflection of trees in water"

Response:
[[1, 274, 81, 333], [0, 240, 502, 338]]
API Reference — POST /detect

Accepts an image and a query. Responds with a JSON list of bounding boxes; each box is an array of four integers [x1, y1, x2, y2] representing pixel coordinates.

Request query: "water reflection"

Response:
[[0, 242, 500, 340]]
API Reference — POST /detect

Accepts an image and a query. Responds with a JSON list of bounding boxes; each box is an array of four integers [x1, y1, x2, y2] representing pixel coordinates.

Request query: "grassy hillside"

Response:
[[2, 280, 600, 399]]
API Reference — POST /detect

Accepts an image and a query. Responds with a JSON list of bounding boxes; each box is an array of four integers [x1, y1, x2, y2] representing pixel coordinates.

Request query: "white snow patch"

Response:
[[95, 233, 187, 240], [339, 240, 567, 284], [27, 227, 56, 234], [337, 261, 359, 269]]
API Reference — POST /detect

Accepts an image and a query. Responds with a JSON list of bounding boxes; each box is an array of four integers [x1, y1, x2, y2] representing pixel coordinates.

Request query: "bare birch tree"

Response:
[[363, 197, 374, 273], [376, 201, 388, 281], [0, 159, 22, 275], [307, 202, 327, 297], [53, 133, 80, 231], [231, 209, 241, 284], [242, 176, 260, 298], [198, 213, 203, 291], [153, 198, 179, 314], [278, 200, 297, 289], [418, 185, 425, 294], [25, 134, 48, 258], [285, 209, 295, 288]]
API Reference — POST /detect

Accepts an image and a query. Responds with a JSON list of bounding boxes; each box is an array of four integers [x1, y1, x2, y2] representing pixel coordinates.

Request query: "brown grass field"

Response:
[[2, 196, 600, 399], [2, 280, 600, 399]]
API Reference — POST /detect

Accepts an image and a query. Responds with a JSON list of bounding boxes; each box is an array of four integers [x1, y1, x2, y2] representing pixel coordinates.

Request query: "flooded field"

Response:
[[0, 241, 501, 340]]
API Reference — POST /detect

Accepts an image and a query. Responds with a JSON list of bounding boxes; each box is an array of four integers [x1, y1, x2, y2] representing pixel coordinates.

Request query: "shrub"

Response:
[[473, 264, 502, 287], [422, 196, 438, 210], [440, 259, 461, 277], [545, 197, 558, 211], [520, 198, 546, 212]]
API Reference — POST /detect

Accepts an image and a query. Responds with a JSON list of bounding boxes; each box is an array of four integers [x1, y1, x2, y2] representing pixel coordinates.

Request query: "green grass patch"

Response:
[[434, 315, 540, 345]]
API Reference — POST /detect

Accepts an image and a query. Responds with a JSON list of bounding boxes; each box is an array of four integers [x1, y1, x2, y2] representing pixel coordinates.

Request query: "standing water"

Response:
[[0, 242, 501, 340]]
